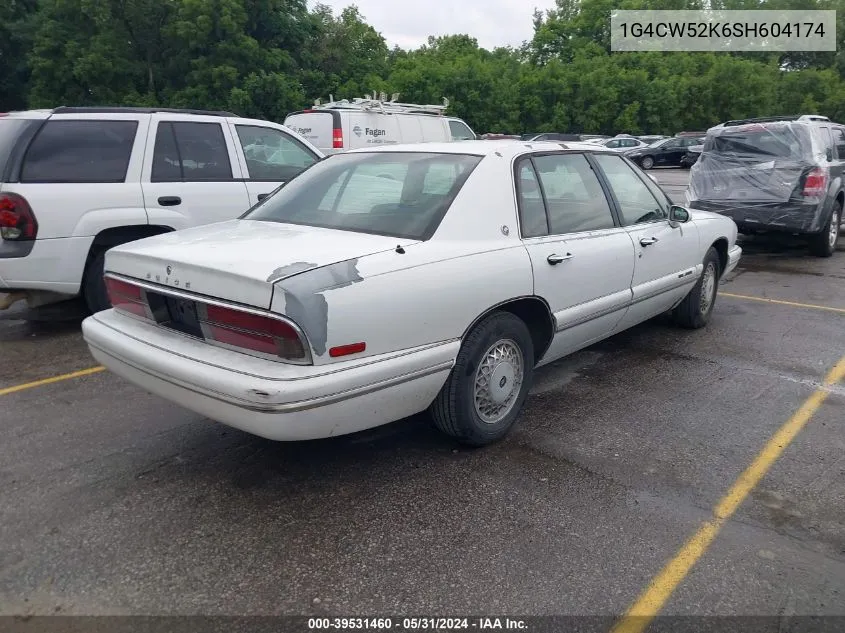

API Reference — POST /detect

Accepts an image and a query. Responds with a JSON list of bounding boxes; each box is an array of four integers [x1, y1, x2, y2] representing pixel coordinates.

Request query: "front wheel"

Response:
[[429, 311, 534, 447], [640, 156, 654, 170], [808, 202, 840, 258], [673, 246, 721, 329]]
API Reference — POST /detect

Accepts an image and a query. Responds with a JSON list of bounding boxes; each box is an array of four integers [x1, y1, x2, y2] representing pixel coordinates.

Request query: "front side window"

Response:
[[152, 122, 232, 182], [516, 161, 548, 238], [21, 120, 138, 183], [449, 120, 476, 141], [244, 152, 482, 240], [235, 125, 318, 181], [593, 153, 665, 225]]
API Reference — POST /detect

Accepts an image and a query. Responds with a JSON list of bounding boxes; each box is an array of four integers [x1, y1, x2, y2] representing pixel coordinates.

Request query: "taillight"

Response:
[[0, 193, 38, 240], [200, 304, 308, 362], [332, 127, 344, 149], [803, 168, 828, 201], [104, 276, 149, 319]]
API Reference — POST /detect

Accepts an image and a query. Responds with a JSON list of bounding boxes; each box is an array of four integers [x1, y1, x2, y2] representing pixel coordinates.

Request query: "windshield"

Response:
[[648, 139, 670, 148], [705, 123, 812, 159], [244, 151, 483, 240]]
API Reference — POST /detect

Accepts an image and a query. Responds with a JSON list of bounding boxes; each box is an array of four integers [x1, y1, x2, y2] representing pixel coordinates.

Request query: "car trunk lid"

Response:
[[106, 219, 418, 309]]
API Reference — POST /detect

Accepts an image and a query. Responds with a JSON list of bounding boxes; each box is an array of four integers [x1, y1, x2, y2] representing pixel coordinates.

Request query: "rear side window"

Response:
[[448, 120, 476, 141], [20, 120, 138, 183], [152, 122, 232, 182], [0, 118, 40, 180], [832, 128, 845, 159]]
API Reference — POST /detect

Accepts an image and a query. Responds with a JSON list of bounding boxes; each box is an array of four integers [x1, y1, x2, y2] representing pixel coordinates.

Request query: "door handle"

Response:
[[639, 237, 659, 246], [157, 196, 181, 206], [547, 253, 574, 265], [257, 193, 270, 201]]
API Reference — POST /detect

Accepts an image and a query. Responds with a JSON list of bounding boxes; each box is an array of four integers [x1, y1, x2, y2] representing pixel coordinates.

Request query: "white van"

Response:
[[284, 96, 477, 154]]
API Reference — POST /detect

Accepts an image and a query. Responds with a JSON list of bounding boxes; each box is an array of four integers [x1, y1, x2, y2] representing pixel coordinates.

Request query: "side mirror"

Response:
[[669, 205, 690, 226]]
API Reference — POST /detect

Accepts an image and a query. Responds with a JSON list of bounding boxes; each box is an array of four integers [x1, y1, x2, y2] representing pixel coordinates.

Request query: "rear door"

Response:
[[228, 119, 321, 206], [447, 119, 476, 141], [141, 115, 250, 231], [590, 153, 700, 330], [283, 111, 336, 154], [516, 151, 636, 363]]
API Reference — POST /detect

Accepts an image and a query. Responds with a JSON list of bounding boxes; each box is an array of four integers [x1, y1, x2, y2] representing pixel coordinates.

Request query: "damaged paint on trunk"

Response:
[[277, 259, 364, 356]]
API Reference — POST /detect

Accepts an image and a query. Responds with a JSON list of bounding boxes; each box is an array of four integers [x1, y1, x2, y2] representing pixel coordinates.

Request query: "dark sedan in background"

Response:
[[624, 136, 705, 169]]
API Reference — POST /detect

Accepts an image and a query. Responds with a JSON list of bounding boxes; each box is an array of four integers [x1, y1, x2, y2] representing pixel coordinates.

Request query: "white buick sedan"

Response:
[[82, 141, 741, 446]]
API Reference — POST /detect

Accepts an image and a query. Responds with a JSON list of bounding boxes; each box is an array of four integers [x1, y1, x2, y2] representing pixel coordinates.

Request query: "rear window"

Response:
[[0, 118, 41, 180], [705, 124, 812, 159], [21, 120, 138, 183], [244, 152, 483, 240]]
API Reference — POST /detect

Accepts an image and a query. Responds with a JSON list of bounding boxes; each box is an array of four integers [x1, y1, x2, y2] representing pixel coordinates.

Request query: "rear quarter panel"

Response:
[[270, 241, 534, 363]]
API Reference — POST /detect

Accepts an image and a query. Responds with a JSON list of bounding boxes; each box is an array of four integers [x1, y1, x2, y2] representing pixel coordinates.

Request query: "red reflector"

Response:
[[329, 342, 366, 358], [332, 127, 344, 149], [0, 193, 38, 240]]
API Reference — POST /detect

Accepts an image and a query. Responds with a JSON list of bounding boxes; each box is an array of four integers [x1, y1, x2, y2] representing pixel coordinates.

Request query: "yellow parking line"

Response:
[[0, 366, 106, 396], [611, 354, 845, 633], [720, 292, 845, 315]]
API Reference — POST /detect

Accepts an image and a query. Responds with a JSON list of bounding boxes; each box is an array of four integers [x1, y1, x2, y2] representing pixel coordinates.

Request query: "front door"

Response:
[[590, 153, 701, 331], [515, 152, 636, 365], [141, 115, 250, 231]]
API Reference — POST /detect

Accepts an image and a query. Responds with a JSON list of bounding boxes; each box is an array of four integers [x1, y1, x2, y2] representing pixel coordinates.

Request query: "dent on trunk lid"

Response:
[[274, 258, 364, 356]]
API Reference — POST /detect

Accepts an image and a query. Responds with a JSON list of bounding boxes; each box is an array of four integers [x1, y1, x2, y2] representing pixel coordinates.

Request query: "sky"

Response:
[[311, 0, 561, 50]]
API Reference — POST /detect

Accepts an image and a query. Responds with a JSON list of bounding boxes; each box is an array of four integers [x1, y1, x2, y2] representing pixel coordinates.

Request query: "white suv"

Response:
[[0, 107, 323, 313]]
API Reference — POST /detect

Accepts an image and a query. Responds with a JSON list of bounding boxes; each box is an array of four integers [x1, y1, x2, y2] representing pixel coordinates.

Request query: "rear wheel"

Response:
[[430, 312, 534, 447], [82, 250, 110, 314], [640, 156, 654, 170], [673, 246, 721, 329], [808, 201, 840, 258]]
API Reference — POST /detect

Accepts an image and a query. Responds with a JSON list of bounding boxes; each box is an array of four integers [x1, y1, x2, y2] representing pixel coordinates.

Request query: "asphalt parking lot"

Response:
[[1, 169, 844, 627]]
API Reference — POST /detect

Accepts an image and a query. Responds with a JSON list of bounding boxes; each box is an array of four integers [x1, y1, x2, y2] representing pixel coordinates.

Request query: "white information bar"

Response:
[[611, 10, 836, 52]]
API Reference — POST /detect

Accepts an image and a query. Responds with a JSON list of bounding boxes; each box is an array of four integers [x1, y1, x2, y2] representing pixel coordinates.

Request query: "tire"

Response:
[[808, 201, 840, 258], [430, 311, 535, 447], [82, 250, 111, 314], [673, 246, 721, 329], [640, 156, 654, 170]]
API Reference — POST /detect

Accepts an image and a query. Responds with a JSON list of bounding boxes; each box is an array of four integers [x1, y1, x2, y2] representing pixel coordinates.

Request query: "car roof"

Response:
[[345, 140, 616, 158]]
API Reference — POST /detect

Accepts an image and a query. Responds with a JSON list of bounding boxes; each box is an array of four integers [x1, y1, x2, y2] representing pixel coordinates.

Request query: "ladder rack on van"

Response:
[[311, 93, 449, 116]]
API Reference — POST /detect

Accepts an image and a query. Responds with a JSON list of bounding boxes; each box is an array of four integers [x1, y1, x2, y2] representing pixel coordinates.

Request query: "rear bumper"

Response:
[[82, 309, 457, 441], [689, 200, 825, 234], [0, 236, 92, 296]]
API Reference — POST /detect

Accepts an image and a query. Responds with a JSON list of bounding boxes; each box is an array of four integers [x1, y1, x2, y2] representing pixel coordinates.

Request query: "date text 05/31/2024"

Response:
[[307, 617, 528, 630], [619, 21, 826, 38]]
